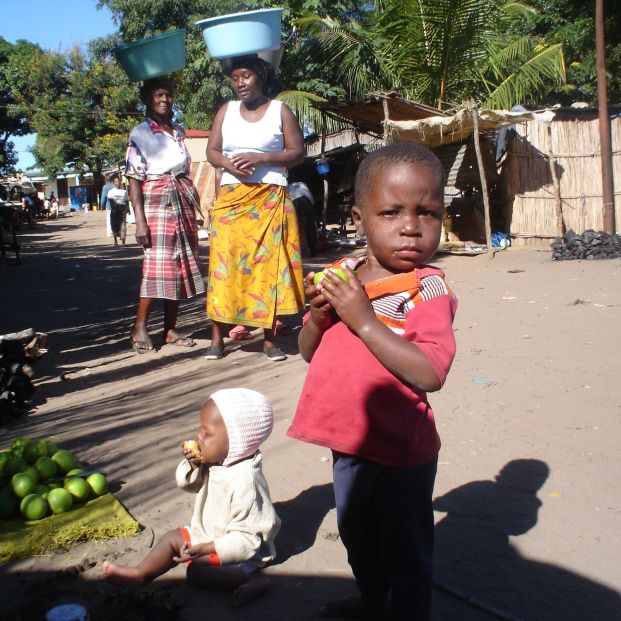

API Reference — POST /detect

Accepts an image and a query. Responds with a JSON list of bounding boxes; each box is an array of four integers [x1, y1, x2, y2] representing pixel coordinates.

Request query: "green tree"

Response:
[[96, 0, 362, 130], [517, 0, 621, 105], [0, 38, 41, 173], [18, 46, 138, 183], [298, 0, 566, 109]]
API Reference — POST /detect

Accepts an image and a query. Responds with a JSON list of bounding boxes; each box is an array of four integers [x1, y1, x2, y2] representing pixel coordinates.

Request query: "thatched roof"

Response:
[[313, 91, 446, 136], [385, 107, 534, 148]]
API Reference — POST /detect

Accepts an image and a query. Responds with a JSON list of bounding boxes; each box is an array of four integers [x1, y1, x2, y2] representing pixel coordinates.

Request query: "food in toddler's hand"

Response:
[[313, 268, 349, 286], [183, 440, 201, 461]]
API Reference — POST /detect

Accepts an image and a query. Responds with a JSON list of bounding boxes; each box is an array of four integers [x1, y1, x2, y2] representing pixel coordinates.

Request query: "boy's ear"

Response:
[[351, 205, 365, 237]]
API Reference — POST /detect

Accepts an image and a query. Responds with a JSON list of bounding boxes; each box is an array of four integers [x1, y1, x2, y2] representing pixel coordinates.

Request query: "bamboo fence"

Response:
[[503, 114, 621, 247]]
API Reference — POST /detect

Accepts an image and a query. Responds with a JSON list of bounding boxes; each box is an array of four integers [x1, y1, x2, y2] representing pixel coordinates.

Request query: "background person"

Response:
[[205, 56, 305, 362], [125, 76, 204, 353], [107, 173, 129, 246], [99, 175, 115, 236]]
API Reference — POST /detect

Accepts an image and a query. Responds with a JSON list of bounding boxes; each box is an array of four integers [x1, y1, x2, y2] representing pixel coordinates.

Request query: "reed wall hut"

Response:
[[502, 107, 621, 247]]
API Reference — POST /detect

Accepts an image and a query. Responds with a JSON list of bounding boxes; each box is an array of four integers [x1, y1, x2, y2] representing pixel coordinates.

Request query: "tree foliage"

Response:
[[0, 38, 41, 173], [17, 46, 138, 180], [516, 0, 621, 105], [298, 0, 566, 110], [96, 0, 363, 130]]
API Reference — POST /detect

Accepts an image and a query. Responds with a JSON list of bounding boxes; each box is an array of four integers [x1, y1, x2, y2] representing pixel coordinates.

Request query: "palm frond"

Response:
[[276, 90, 344, 135], [484, 42, 565, 109]]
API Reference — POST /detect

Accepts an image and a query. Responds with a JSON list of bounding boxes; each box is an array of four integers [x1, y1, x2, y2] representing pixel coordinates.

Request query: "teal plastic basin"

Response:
[[195, 8, 282, 60], [113, 29, 186, 82]]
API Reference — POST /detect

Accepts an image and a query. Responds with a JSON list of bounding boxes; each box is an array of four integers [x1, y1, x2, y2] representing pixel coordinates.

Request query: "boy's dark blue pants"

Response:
[[332, 452, 437, 621]]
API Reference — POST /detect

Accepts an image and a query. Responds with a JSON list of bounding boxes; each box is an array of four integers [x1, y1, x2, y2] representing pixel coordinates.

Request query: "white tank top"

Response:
[[220, 100, 288, 186]]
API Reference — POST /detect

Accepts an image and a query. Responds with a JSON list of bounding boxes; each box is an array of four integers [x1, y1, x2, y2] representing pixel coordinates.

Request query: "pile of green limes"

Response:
[[0, 437, 108, 521]]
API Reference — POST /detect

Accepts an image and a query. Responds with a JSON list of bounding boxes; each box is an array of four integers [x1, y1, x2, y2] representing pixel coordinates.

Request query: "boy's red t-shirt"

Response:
[[287, 265, 457, 468]]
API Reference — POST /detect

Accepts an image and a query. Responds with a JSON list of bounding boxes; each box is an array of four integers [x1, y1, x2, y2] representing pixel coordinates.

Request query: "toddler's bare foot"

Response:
[[231, 574, 271, 608], [102, 560, 146, 586]]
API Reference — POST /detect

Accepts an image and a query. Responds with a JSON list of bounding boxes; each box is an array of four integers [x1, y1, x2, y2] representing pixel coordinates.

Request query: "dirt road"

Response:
[[1, 212, 620, 620]]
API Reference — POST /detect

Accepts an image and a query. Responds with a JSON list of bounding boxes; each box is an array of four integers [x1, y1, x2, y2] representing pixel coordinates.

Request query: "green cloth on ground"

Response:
[[0, 493, 141, 564]]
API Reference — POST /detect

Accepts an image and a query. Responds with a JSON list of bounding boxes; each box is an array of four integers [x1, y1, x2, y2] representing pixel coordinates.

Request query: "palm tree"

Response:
[[297, 0, 566, 110]]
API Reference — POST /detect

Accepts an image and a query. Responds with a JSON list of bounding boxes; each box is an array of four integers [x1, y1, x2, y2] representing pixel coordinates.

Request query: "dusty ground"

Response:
[[0, 211, 620, 621]]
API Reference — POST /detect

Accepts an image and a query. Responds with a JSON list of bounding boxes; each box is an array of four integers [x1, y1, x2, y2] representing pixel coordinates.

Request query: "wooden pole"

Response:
[[595, 0, 616, 233], [320, 114, 329, 237], [469, 102, 494, 259], [382, 97, 391, 145], [546, 122, 566, 237]]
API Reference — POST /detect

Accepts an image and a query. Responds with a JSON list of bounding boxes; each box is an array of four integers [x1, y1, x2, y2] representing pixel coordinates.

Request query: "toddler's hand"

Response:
[[318, 267, 376, 334], [173, 542, 208, 563], [306, 272, 334, 332], [181, 442, 201, 469]]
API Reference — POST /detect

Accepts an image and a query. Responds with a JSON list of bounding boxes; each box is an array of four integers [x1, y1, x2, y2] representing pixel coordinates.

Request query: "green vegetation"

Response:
[[4, 0, 618, 178]]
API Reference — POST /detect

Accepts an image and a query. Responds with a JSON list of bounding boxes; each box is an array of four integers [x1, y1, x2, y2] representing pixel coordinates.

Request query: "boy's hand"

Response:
[[306, 272, 334, 332], [316, 266, 377, 334]]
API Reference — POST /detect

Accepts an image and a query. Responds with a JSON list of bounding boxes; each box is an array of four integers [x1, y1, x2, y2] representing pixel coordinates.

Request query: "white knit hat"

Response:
[[209, 388, 274, 466]]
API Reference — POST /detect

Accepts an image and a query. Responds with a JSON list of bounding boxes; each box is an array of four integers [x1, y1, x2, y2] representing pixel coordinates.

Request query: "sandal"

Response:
[[229, 325, 253, 341], [204, 345, 224, 360], [265, 346, 286, 362], [164, 336, 196, 348]]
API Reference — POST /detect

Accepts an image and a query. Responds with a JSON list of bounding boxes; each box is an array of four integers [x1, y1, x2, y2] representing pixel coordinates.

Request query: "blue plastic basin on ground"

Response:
[[195, 8, 282, 60], [113, 29, 186, 82]]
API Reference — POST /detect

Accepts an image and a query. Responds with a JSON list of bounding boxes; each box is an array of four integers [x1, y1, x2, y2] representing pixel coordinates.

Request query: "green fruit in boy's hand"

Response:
[[20, 494, 48, 520], [313, 268, 349, 286], [47, 487, 73, 514], [86, 473, 108, 496]]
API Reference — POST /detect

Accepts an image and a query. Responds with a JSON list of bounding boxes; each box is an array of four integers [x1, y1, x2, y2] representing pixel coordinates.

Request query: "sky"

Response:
[[1, 0, 117, 170]]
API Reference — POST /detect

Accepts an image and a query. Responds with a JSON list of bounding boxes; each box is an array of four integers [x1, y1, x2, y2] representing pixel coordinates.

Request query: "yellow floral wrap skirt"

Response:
[[206, 183, 305, 329]]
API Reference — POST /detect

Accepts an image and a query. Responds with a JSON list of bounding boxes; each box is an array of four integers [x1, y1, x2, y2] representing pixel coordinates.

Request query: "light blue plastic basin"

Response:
[[113, 29, 186, 82], [195, 8, 283, 60]]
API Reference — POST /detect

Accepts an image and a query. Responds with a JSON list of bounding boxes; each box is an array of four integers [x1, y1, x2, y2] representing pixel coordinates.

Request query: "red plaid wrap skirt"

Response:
[[140, 174, 205, 300]]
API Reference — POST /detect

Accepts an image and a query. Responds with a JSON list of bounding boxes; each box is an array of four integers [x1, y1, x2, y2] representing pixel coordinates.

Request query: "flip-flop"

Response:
[[265, 346, 287, 362], [229, 325, 253, 341], [164, 336, 196, 348], [130, 338, 155, 354], [204, 345, 224, 360]]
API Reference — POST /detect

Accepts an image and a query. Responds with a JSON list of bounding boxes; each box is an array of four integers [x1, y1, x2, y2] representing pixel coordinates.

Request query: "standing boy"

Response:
[[288, 142, 458, 620]]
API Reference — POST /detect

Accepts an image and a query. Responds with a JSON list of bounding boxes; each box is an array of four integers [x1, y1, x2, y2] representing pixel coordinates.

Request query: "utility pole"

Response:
[[595, 0, 616, 234]]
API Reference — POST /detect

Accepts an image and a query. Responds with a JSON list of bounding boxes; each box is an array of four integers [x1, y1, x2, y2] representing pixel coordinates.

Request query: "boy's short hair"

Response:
[[354, 142, 445, 207]]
